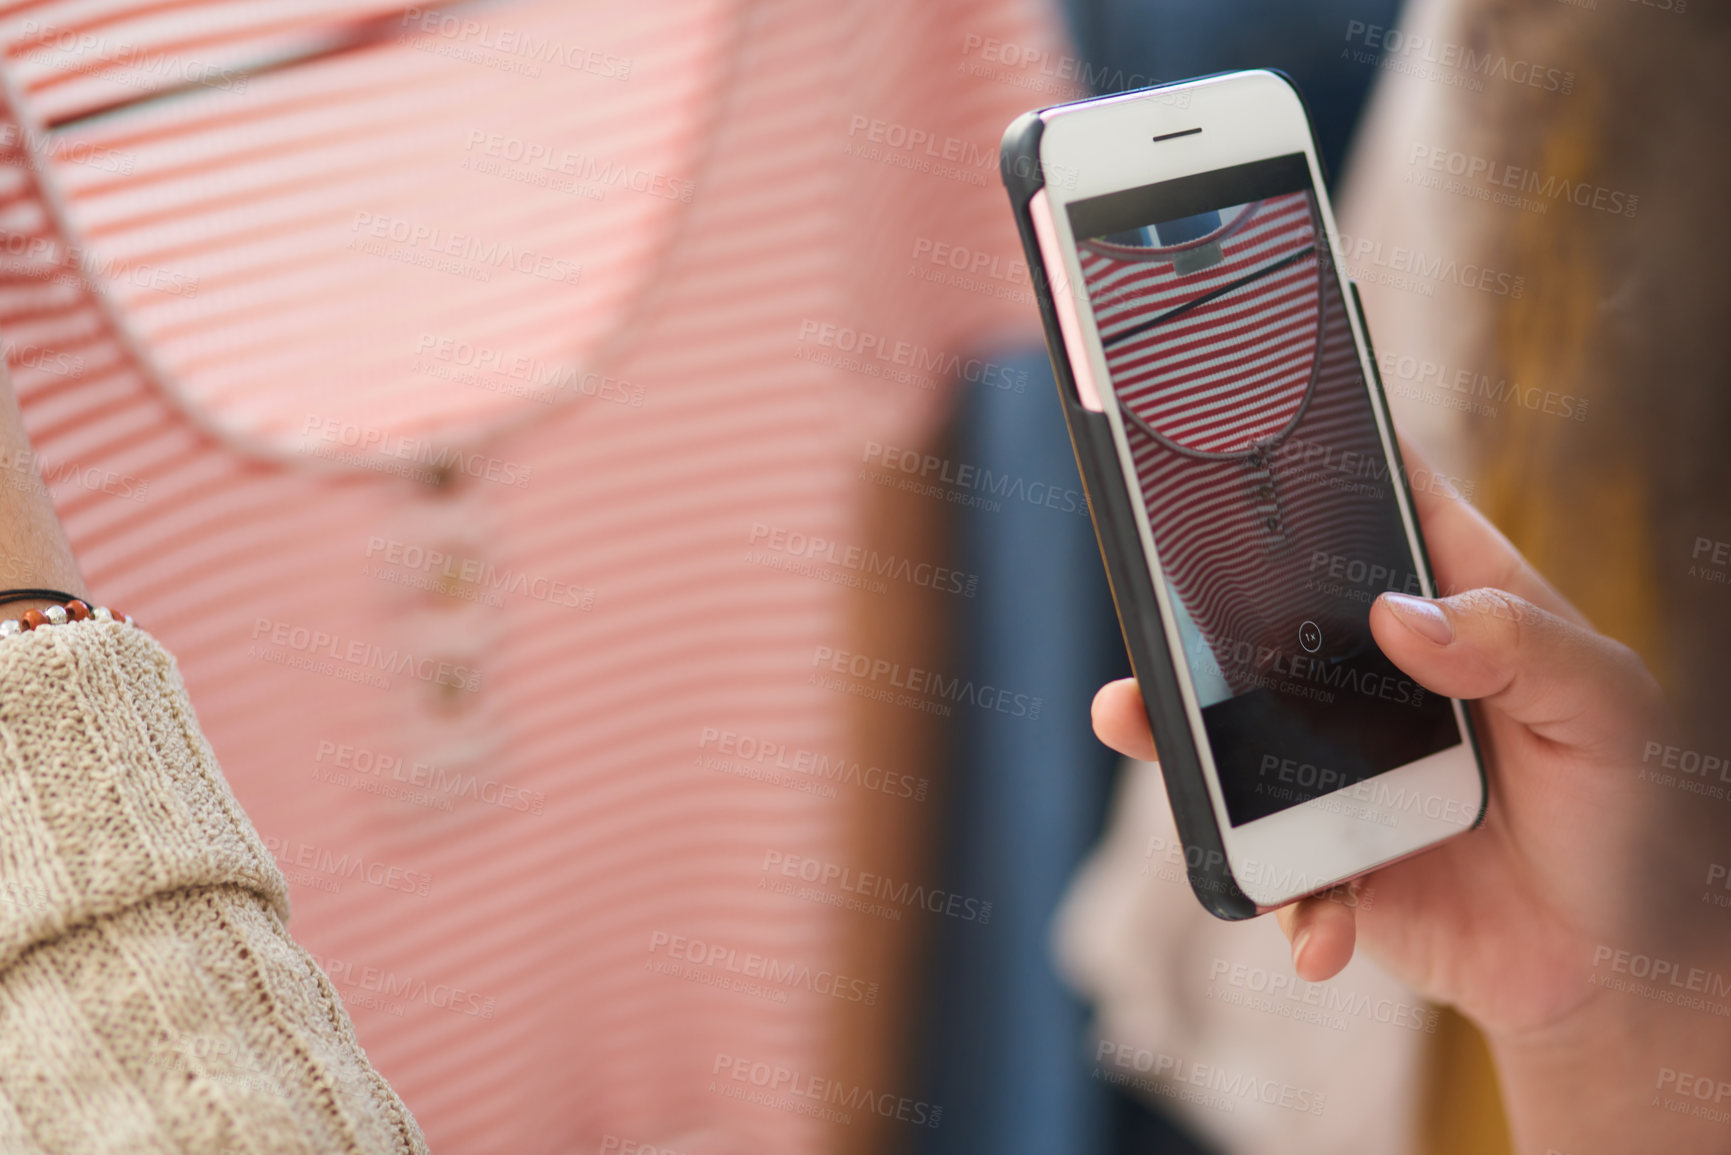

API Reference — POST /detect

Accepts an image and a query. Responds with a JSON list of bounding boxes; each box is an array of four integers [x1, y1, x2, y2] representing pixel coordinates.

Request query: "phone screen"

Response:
[[1067, 153, 1461, 827]]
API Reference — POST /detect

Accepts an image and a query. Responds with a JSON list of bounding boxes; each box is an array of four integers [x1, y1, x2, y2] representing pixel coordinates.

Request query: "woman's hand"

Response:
[[1091, 440, 1731, 1151], [0, 376, 86, 605]]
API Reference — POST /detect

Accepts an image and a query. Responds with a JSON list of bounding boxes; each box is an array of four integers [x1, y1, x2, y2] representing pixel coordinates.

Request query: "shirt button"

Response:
[[429, 670, 475, 716], [428, 541, 488, 609]]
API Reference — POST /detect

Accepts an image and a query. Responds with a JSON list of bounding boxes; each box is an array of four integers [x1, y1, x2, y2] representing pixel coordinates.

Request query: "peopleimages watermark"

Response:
[[1187, 629, 1428, 711], [711, 1053, 941, 1129], [1640, 740, 1731, 802], [1653, 1067, 1731, 1126], [1305, 546, 1426, 604], [396, 8, 633, 80], [860, 441, 1088, 519], [809, 645, 1044, 720], [363, 536, 594, 610], [1, 339, 87, 380], [261, 836, 432, 899], [746, 523, 979, 598], [0, 446, 150, 505], [348, 211, 583, 285], [844, 110, 1082, 194], [0, 878, 52, 916], [1547, 0, 1687, 15], [760, 850, 993, 925], [249, 617, 482, 694], [1304, 548, 1544, 617], [1406, 163, 1548, 218], [1093, 1039, 1327, 1117], [21, 18, 247, 94], [313, 741, 546, 816], [1337, 232, 1524, 300], [1342, 21, 1575, 95], [148, 1029, 313, 1099], [1142, 831, 1227, 884], [310, 952, 497, 1020], [1690, 537, 1731, 591], [1206, 850, 1379, 911], [1377, 349, 1589, 422], [1277, 431, 1478, 501], [0, 123, 134, 174], [907, 235, 1036, 305], [1407, 145, 1639, 218], [599, 1137, 686, 1155], [958, 33, 1189, 106], [1140, 833, 1378, 910], [795, 319, 1033, 393], [298, 416, 534, 488], [413, 332, 643, 408], [1590, 945, 1731, 1017], [1704, 863, 1731, 911], [460, 131, 692, 202], [1206, 957, 1440, 1034], [648, 931, 880, 1006], [1256, 755, 1476, 830], [697, 727, 929, 802], [0, 228, 200, 298], [843, 114, 996, 188]]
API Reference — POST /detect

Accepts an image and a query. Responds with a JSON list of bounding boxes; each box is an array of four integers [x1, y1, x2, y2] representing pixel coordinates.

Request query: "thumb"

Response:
[[1369, 588, 1659, 753]]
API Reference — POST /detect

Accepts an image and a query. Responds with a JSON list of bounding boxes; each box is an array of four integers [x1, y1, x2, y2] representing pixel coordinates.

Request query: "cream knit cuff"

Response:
[[0, 620, 289, 972]]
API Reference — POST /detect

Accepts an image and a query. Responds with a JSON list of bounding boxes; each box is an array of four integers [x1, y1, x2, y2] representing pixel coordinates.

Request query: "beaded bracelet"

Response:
[[0, 592, 132, 638], [0, 588, 83, 608]]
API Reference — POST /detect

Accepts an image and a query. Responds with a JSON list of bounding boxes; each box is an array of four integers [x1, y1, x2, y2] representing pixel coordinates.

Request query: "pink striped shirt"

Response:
[[1079, 193, 1394, 690], [0, 1, 1059, 1149]]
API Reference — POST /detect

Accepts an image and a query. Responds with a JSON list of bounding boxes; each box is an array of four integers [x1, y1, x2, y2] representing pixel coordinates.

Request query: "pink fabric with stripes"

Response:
[[1079, 192, 1391, 691], [0, 1, 1057, 1150], [1086, 194, 1319, 456]]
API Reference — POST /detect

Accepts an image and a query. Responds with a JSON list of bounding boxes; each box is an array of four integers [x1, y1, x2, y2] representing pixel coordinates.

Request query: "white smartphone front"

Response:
[[1031, 71, 1483, 909]]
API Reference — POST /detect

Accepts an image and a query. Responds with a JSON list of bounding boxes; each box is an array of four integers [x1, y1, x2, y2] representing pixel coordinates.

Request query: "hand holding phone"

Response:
[[1015, 69, 1731, 1153], [1092, 442, 1731, 1155], [1002, 71, 1485, 916]]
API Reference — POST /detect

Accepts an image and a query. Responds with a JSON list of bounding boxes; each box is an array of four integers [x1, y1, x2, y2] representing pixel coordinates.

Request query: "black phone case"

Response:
[[998, 79, 1487, 920]]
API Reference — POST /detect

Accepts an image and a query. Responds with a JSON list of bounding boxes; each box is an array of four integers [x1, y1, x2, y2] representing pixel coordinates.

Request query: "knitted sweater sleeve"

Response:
[[0, 620, 427, 1155]]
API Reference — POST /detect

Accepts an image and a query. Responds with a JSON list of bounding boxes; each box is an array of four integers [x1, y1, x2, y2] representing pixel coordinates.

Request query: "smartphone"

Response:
[[1000, 71, 1486, 919]]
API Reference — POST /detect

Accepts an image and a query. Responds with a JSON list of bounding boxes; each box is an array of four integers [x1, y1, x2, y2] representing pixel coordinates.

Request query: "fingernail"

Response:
[[1382, 593, 1453, 645], [1292, 928, 1312, 971]]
